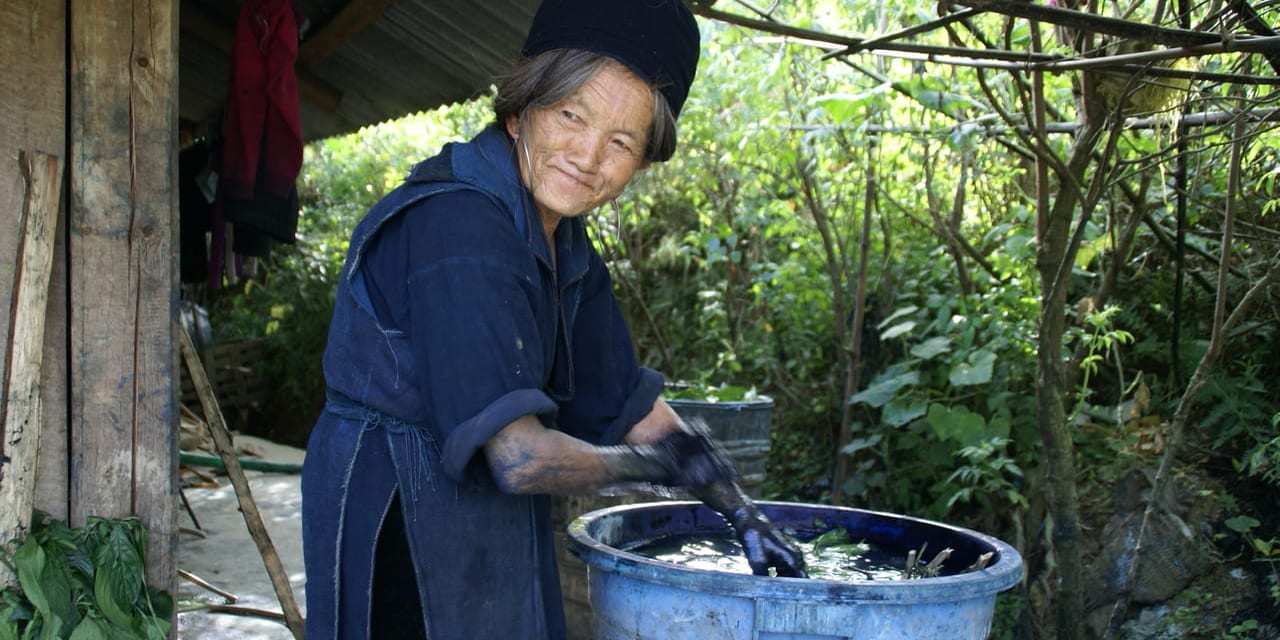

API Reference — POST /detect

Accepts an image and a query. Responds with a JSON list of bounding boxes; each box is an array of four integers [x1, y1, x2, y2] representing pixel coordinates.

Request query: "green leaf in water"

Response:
[[821, 542, 871, 558], [811, 527, 851, 551]]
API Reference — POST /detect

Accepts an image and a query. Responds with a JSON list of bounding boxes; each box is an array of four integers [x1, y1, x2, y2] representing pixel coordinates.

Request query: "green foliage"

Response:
[[1236, 413, 1280, 491], [0, 513, 172, 640], [1168, 590, 1270, 639], [1067, 303, 1136, 420], [209, 100, 494, 437], [945, 437, 1027, 513], [987, 592, 1027, 640], [836, 266, 1040, 518], [1224, 619, 1262, 640], [1200, 365, 1275, 450], [1223, 513, 1280, 608], [665, 383, 763, 403]]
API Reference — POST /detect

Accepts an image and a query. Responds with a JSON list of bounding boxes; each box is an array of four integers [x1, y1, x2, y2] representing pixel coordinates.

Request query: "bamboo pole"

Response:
[[176, 324, 306, 639], [0, 151, 63, 587]]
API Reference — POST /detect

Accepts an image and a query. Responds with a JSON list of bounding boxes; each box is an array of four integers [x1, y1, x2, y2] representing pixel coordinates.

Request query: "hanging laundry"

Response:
[[218, 0, 307, 256]]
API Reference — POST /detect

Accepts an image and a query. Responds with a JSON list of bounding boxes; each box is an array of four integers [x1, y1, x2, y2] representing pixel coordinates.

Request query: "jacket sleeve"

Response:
[[556, 247, 665, 446]]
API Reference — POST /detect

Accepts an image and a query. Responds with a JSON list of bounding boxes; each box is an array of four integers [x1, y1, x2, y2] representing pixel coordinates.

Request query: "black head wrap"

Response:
[[521, 0, 701, 118]]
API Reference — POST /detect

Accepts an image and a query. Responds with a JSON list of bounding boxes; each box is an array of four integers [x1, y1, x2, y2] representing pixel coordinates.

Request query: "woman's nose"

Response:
[[567, 132, 606, 171]]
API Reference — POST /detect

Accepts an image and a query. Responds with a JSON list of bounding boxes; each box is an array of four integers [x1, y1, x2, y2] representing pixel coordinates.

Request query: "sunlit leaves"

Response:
[[813, 86, 892, 123], [894, 76, 990, 121], [911, 336, 952, 360], [880, 320, 917, 340], [949, 348, 997, 387], [926, 403, 1010, 443], [849, 369, 920, 408]]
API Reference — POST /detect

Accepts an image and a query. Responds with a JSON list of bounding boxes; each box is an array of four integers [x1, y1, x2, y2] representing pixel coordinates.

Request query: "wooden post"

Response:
[[0, 151, 63, 586], [67, 0, 179, 597]]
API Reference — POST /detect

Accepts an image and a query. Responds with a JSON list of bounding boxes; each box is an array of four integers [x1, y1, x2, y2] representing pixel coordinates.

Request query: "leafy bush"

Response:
[[836, 256, 1041, 519]]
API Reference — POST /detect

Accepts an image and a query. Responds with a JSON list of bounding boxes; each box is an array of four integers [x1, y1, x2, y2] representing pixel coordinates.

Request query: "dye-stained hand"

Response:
[[731, 505, 808, 578], [603, 419, 737, 488], [654, 426, 738, 488]]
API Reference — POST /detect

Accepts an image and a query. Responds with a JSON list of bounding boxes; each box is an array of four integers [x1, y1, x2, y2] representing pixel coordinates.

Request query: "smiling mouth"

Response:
[[553, 166, 595, 190]]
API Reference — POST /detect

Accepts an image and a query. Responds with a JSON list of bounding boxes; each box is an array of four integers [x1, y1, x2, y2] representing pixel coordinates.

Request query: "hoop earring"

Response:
[[515, 123, 534, 186], [520, 138, 533, 174]]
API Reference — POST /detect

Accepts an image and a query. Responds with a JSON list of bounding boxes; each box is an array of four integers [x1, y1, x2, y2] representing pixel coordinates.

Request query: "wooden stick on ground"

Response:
[[178, 568, 239, 604], [0, 151, 63, 588], [203, 603, 287, 622], [176, 324, 306, 639]]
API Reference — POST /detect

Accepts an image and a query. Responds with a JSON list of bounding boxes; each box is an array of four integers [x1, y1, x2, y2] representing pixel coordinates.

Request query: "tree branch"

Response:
[[953, 0, 1223, 47]]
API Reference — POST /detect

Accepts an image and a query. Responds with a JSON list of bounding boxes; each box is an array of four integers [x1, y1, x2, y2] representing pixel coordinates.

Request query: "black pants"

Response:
[[371, 493, 428, 639]]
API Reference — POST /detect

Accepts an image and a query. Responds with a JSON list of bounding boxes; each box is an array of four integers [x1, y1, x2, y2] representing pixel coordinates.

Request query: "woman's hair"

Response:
[[493, 49, 679, 163]]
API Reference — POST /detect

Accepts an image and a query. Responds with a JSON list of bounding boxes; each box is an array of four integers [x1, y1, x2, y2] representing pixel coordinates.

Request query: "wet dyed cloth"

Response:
[[301, 124, 664, 640]]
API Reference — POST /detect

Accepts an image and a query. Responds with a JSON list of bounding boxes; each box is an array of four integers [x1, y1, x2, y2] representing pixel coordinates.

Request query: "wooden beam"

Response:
[[0, 151, 63, 588], [298, 0, 396, 66], [2, 0, 70, 528], [180, 3, 345, 113]]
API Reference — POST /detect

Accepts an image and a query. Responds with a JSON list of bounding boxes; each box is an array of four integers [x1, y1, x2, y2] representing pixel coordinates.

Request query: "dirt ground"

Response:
[[176, 436, 307, 640]]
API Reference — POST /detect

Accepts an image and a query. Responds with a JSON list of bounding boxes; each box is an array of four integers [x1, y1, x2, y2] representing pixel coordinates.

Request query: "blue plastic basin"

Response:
[[566, 501, 1023, 640]]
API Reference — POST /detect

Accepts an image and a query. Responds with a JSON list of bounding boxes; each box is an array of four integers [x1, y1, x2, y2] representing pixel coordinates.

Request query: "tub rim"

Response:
[[566, 500, 1024, 605]]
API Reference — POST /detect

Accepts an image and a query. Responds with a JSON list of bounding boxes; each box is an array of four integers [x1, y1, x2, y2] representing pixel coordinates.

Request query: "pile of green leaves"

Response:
[[0, 512, 172, 640], [665, 383, 763, 403]]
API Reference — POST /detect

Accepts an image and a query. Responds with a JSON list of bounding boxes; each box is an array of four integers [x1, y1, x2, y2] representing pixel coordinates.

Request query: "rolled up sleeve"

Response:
[[441, 388, 559, 483]]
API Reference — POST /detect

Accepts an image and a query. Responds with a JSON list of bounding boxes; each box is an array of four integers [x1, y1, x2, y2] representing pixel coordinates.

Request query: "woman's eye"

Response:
[[561, 110, 582, 124]]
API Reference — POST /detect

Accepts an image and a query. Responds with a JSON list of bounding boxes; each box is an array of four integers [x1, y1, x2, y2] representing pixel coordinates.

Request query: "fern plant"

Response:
[[1199, 364, 1274, 450], [1237, 413, 1280, 490]]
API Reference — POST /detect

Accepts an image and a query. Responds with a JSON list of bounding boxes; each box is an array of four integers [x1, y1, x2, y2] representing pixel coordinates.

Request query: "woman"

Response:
[[300, 1, 805, 638]]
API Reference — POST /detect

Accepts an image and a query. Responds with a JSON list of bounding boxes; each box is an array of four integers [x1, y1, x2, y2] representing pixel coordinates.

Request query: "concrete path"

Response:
[[176, 437, 306, 640]]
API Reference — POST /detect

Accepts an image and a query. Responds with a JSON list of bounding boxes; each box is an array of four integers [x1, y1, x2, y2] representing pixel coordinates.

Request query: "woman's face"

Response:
[[507, 62, 652, 229]]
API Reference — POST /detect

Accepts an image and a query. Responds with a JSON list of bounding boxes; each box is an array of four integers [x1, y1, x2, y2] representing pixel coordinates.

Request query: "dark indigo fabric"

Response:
[[301, 124, 665, 640]]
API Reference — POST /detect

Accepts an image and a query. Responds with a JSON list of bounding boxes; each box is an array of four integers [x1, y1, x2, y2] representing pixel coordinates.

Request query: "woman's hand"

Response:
[[728, 504, 808, 578], [692, 479, 808, 579]]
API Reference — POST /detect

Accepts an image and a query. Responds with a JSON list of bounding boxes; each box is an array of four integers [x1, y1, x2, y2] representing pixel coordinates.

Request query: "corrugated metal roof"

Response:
[[179, 0, 540, 143]]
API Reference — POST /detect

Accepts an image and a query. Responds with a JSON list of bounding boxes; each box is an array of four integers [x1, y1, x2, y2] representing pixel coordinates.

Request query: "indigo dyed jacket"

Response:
[[301, 123, 664, 640]]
